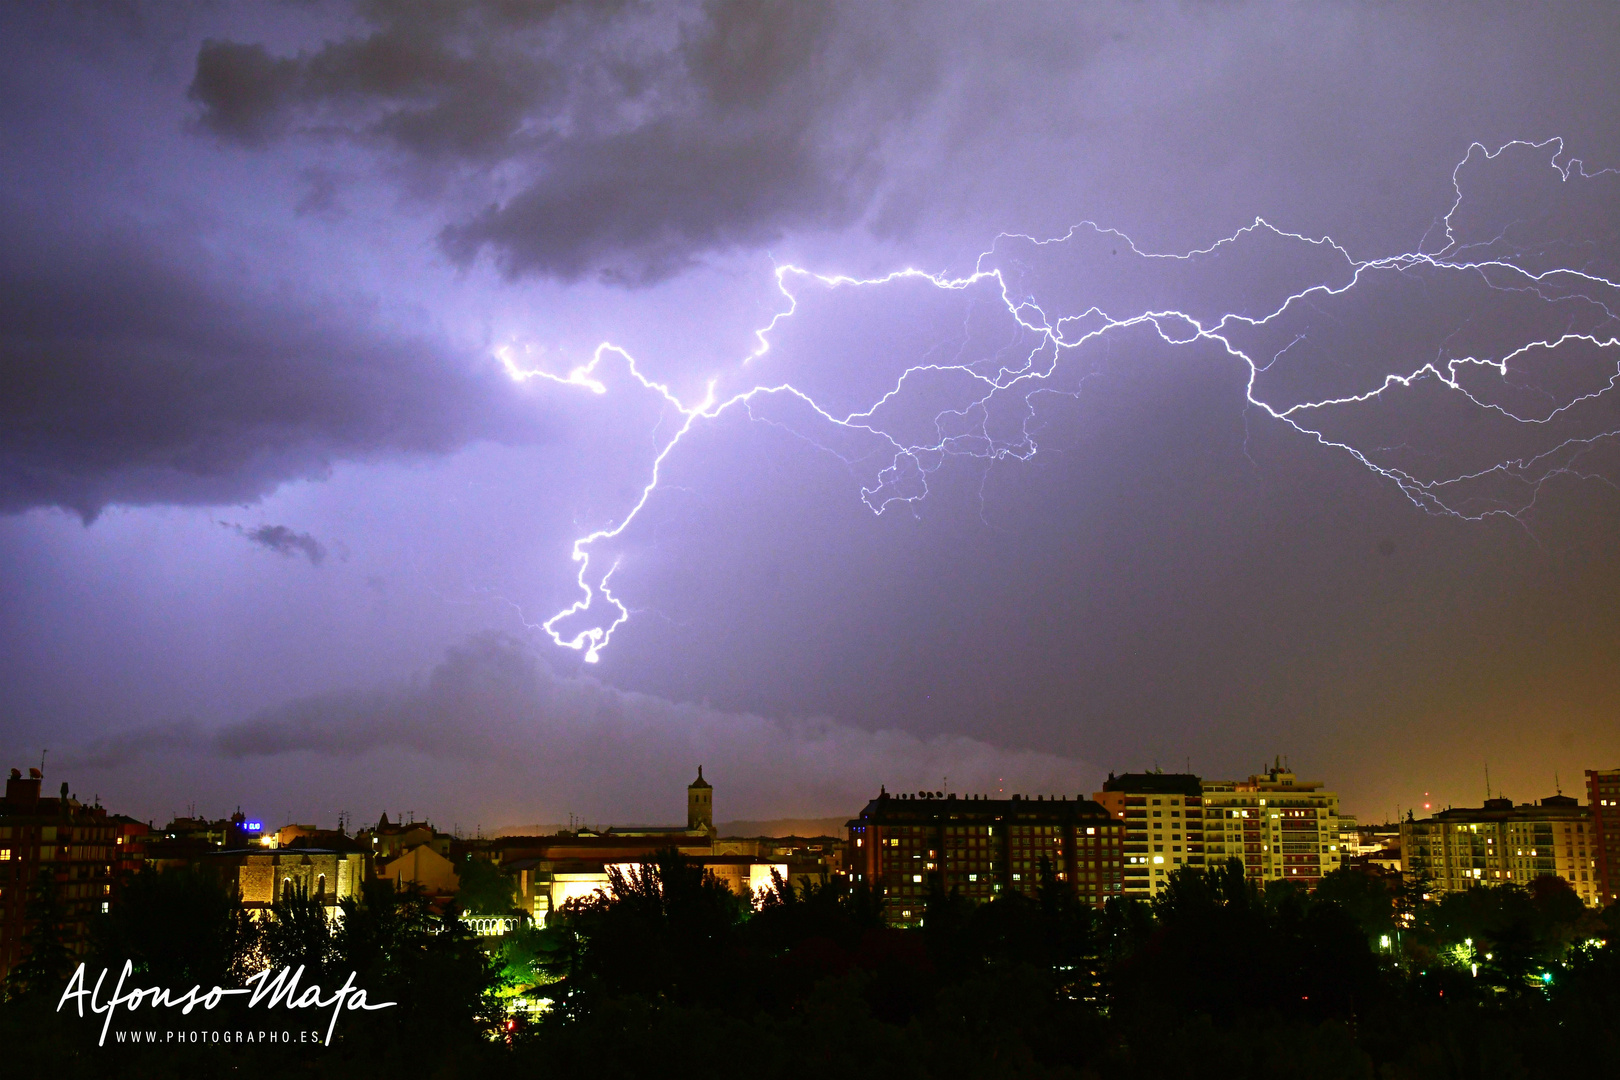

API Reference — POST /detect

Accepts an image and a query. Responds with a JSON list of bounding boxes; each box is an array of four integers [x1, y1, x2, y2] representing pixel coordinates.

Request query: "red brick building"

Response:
[[1587, 768, 1620, 907], [0, 769, 119, 982], [107, 814, 150, 897], [847, 789, 1124, 927]]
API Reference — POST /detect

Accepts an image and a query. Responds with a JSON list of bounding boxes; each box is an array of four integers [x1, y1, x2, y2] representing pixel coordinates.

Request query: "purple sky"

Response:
[[4, 2, 1620, 832]]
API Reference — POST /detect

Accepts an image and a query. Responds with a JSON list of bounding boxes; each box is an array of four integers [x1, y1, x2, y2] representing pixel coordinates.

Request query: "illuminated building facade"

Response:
[[1094, 773, 1203, 899], [1201, 765, 1341, 886], [379, 843, 460, 897], [1401, 795, 1600, 905], [497, 770, 787, 922], [1588, 769, 1620, 906], [210, 847, 368, 916], [847, 789, 1124, 927], [1338, 818, 1401, 870], [0, 769, 119, 981]]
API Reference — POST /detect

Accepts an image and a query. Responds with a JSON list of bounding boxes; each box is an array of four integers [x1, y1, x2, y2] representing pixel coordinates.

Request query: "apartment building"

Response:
[[0, 769, 119, 981], [848, 789, 1124, 927], [1401, 794, 1600, 905], [1202, 764, 1342, 885], [1093, 772, 1204, 899]]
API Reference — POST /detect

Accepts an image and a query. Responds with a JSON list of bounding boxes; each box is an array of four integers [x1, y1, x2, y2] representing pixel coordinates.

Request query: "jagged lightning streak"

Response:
[[501, 138, 1620, 663]]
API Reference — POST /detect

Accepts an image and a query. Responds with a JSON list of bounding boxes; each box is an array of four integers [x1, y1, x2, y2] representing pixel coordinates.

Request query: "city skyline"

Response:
[[2, 753, 1593, 846]]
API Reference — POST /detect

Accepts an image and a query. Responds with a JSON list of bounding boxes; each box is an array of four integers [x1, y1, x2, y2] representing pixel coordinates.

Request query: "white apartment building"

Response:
[[1202, 763, 1342, 885], [1400, 795, 1601, 905]]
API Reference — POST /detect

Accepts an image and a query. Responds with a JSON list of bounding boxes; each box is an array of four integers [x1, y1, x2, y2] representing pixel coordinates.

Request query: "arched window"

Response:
[[316, 874, 326, 900]]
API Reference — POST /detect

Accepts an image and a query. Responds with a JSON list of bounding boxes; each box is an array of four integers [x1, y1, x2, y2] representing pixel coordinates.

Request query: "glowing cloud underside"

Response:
[[500, 139, 1620, 662]]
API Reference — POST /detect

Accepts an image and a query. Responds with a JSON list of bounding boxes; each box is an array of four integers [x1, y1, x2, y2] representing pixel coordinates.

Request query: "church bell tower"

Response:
[[687, 767, 713, 834]]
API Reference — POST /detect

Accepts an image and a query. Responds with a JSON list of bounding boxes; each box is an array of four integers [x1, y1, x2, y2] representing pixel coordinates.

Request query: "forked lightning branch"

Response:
[[497, 139, 1620, 664]]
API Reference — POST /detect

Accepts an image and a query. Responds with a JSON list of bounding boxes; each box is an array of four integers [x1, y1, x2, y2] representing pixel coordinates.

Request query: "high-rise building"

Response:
[[848, 789, 1123, 927], [1093, 773, 1204, 900], [1401, 794, 1599, 905], [1201, 764, 1342, 886], [1583, 769, 1618, 906], [0, 769, 119, 981]]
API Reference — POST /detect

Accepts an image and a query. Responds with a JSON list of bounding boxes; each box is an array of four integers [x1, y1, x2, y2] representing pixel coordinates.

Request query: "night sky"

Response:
[[3, 2, 1619, 833]]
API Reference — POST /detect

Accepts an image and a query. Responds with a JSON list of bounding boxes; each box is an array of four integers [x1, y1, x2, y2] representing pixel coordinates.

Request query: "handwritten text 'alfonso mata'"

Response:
[[57, 961, 397, 1046]]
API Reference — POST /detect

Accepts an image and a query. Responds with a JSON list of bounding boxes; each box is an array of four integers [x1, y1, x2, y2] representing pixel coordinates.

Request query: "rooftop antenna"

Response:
[[1555, 772, 1561, 795], [1485, 762, 1491, 801], [39, 748, 47, 774]]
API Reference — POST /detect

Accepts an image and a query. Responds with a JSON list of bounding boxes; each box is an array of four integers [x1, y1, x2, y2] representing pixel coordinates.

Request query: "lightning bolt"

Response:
[[500, 138, 1620, 663]]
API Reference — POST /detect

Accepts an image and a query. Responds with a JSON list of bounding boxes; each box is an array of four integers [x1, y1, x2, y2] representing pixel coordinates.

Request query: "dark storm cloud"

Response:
[[225, 523, 328, 566], [60, 721, 200, 771], [56, 635, 1097, 819], [0, 224, 541, 520], [190, 1, 581, 156], [188, 0, 936, 283]]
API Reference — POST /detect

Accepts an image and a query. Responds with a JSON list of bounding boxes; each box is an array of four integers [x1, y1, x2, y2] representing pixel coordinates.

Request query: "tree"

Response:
[[1313, 866, 1398, 948], [91, 864, 258, 988], [260, 880, 336, 981], [1111, 858, 1377, 1030], [457, 854, 517, 916], [4, 874, 75, 1002], [546, 848, 747, 1013], [331, 878, 501, 1050]]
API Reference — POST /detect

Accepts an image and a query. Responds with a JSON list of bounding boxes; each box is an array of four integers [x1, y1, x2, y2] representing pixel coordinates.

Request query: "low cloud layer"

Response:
[[54, 634, 1100, 827]]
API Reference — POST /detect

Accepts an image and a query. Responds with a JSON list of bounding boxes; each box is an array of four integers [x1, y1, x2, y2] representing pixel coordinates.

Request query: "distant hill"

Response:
[[493, 823, 568, 838], [717, 817, 848, 838], [489, 817, 849, 840]]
